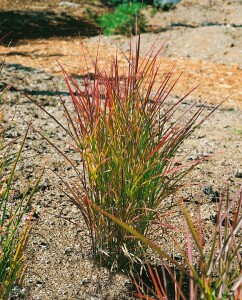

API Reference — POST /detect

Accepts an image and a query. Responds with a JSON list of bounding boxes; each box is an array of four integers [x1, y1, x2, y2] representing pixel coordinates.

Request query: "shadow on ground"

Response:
[[0, 63, 89, 97], [0, 10, 99, 44]]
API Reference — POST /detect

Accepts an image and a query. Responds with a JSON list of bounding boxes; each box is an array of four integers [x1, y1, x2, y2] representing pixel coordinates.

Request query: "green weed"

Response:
[[0, 78, 43, 299], [98, 2, 146, 35]]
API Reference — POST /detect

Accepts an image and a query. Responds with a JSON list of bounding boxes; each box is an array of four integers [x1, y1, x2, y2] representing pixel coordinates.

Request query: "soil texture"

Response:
[[0, 1, 241, 299]]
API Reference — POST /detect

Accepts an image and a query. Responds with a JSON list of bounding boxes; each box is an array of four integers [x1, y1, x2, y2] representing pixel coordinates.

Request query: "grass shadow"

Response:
[[133, 262, 190, 299]]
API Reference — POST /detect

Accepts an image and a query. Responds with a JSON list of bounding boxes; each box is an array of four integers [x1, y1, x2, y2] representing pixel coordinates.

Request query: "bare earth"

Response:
[[0, 1, 242, 299]]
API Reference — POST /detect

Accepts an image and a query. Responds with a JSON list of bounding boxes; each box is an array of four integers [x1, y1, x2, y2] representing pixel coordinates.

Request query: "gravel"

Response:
[[1, 61, 241, 299]]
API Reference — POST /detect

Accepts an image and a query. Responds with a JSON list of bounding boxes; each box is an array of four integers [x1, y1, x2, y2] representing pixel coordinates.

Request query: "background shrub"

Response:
[[98, 1, 146, 35]]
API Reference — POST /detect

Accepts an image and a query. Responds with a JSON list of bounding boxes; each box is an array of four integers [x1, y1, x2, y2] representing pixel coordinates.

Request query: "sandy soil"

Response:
[[0, 1, 242, 108], [0, 1, 241, 299]]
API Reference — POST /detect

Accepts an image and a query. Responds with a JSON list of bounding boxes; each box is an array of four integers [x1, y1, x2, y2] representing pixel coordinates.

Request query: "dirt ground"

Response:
[[0, 1, 242, 299], [1, 0, 242, 108]]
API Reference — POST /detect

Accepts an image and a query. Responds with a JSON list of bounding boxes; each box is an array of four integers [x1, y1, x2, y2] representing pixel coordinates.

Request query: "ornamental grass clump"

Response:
[[101, 185, 242, 299], [0, 84, 43, 298], [180, 186, 242, 299], [52, 36, 219, 271]]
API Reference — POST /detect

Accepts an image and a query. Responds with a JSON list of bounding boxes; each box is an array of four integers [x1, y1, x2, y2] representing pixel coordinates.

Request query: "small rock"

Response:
[[188, 155, 199, 161], [202, 186, 220, 202], [59, 1, 80, 8], [36, 280, 43, 287], [5, 132, 14, 138], [123, 279, 131, 287], [11, 285, 25, 297], [81, 278, 91, 286], [90, 296, 101, 300], [235, 170, 242, 178], [33, 211, 40, 220], [39, 241, 48, 249], [153, 0, 181, 8], [64, 247, 73, 255]]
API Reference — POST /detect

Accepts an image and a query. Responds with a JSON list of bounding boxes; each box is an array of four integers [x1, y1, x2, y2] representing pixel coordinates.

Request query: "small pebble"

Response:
[[235, 170, 242, 178], [64, 247, 73, 255]]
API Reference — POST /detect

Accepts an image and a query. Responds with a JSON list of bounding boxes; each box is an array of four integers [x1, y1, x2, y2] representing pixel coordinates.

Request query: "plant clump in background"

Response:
[[98, 1, 146, 35], [87, 0, 182, 35]]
